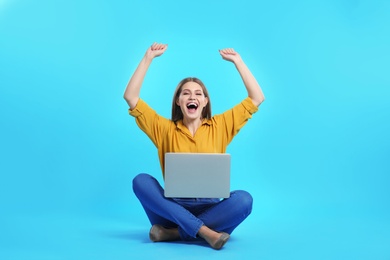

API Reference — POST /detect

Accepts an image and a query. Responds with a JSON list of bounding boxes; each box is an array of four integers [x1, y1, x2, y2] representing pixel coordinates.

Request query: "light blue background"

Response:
[[1, 0, 389, 259]]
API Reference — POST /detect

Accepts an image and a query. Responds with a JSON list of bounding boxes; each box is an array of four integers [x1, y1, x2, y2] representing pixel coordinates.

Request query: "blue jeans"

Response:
[[132, 173, 253, 241]]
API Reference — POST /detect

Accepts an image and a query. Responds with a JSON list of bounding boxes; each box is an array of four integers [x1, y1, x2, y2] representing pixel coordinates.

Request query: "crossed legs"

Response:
[[132, 173, 253, 249]]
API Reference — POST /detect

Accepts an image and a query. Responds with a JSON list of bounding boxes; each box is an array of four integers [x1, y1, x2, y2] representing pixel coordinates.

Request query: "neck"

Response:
[[182, 118, 202, 136]]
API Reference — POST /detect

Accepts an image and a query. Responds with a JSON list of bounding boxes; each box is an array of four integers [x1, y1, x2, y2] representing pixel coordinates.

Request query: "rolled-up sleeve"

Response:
[[129, 99, 170, 147], [129, 99, 149, 117], [215, 97, 259, 145], [241, 97, 259, 115]]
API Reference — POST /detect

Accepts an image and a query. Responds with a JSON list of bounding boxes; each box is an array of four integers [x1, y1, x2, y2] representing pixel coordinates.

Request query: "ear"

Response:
[[176, 98, 180, 106]]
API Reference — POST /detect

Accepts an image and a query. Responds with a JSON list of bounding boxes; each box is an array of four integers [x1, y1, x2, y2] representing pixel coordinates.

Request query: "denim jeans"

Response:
[[132, 173, 253, 241]]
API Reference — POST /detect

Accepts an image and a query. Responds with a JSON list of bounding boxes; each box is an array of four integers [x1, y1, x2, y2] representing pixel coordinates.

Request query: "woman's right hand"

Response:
[[124, 42, 168, 109], [145, 42, 168, 60]]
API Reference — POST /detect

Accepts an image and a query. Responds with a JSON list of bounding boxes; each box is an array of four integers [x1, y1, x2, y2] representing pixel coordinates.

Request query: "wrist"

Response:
[[143, 54, 154, 64], [233, 58, 244, 67]]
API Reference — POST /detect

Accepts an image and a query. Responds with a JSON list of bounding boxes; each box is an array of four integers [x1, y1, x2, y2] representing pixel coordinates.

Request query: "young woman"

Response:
[[124, 43, 265, 250]]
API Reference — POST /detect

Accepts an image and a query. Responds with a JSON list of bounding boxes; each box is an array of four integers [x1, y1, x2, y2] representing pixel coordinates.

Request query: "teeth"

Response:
[[187, 102, 198, 107]]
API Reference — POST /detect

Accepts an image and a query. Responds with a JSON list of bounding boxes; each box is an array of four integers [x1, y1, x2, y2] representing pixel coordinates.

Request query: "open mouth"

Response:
[[186, 102, 198, 113]]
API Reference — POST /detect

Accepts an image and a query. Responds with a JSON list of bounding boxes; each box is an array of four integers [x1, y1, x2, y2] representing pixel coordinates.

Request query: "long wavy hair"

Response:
[[171, 77, 212, 123]]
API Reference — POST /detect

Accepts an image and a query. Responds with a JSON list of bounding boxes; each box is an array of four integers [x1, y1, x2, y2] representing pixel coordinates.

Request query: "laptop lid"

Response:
[[164, 153, 231, 198]]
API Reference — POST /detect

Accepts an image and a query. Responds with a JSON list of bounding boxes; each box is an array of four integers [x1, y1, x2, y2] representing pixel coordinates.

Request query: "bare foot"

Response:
[[198, 225, 230, 250], [149, 225, 180, 242]]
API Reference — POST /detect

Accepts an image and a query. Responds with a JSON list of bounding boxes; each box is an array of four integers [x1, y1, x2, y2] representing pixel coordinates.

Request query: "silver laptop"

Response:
[[164, 153, 231, 198]]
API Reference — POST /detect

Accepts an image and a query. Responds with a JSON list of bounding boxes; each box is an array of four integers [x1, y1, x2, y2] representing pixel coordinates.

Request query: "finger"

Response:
[[153, 43, 161, 50], [151, 42, 166, 50], [219, 49, 228, 54], [222, 48, 234, 54], [156, 43, 167, 50], [156, 43, 163, 50], [151, 42, 158, 50]]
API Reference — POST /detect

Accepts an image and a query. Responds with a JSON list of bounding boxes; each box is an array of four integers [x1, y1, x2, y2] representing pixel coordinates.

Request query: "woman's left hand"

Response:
[[219, 48, 242, 64]]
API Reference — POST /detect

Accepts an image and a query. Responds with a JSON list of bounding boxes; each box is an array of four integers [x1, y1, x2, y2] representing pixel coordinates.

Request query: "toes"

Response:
[[149, 225, 163, 242], [212, 233, 230, 250]]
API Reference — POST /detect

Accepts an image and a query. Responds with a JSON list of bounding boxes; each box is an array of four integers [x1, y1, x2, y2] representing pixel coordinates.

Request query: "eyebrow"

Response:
[[182, 89, 203, 93]]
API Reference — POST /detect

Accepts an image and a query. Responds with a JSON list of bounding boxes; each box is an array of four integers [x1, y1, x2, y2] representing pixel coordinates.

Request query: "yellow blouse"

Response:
[[129, 97, 258, 176]]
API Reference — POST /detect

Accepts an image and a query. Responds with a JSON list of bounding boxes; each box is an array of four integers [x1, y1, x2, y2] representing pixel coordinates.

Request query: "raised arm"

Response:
[[219, 48, 265, 107], [124, 43, 168, 109]]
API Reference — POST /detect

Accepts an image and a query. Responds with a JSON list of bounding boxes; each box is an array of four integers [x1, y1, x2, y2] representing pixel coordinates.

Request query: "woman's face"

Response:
[[176, 82, 209, 121]]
